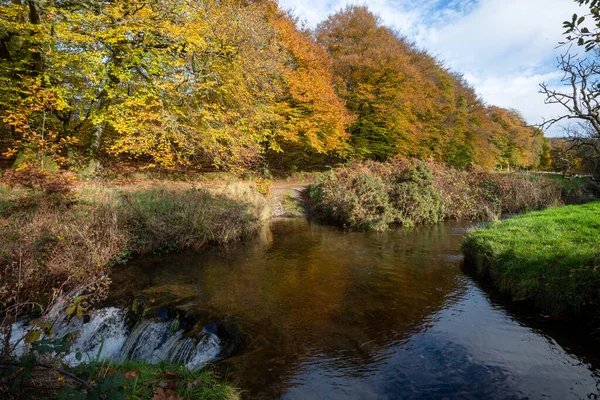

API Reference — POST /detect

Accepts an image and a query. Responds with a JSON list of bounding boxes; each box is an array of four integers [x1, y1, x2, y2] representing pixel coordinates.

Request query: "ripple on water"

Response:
[[109, 219, 600, 399]]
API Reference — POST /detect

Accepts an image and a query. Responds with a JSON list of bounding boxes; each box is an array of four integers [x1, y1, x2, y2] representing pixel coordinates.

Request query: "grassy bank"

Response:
[[462, 202, 600, 319], [1, 358, 240, 399], [70, 360, 239, 400], [0, 172, 269, 320], [307, 160, 577, 231]]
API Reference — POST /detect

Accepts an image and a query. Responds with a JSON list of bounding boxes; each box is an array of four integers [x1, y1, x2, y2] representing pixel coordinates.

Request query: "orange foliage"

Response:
[[317, 6, 544, 169], [0, 1, 545, 172]]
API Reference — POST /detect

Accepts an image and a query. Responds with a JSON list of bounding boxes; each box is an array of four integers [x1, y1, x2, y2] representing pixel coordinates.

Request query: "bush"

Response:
[[255, 177, 273, 197], [308, 162, 445, 231], [307, 160, 577, 231], [4, 167, 76, 207], [388, 163, 444, 227], [309, 167, 396, 231], [493, 173, 563, 214], [433, 166, 501, 221]]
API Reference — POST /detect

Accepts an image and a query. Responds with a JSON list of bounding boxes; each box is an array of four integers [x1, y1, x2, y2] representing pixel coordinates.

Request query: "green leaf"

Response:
[[25, 329, 41, 344], [100, 373, 125, 391], [66, 304, 77, 317], [76, 304, 84, 319]]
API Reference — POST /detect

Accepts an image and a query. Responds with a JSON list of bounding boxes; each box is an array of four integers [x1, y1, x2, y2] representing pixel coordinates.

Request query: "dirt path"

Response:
[[270, 183, 309, 218]]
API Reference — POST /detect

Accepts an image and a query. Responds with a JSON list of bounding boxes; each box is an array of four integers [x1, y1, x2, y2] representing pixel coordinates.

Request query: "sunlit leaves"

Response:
[[316, 6, 543, 169], [0, 1, 543, 172]]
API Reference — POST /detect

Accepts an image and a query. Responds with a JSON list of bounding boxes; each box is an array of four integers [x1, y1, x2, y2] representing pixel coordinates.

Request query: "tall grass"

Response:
[[0, 181, 268, 320]]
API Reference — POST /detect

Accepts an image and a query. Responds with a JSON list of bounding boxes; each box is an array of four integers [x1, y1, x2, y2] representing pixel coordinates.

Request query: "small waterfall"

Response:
[[120, 320, 170, 362], [59, 307, 129, 365], [186, 331, 221, 370], [11, 306, 222, 371], [118, 319, 221, 370]]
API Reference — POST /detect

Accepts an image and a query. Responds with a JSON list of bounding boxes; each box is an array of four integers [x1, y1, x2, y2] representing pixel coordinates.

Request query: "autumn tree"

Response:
[[1, 1, 545, 173], [317, 6, 543, 169], [1, 0, 354, 172], [316, 6, 419, 160], [263, 5, 353, 170]]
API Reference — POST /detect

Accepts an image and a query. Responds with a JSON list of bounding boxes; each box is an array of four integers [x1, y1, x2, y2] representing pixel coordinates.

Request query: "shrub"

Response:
[[307, 159, 578, 231], [4, 167, 76, 207], [255, 177, 273, 197], [433, 166, 501, 221], [492, 173, 563, 214], [308, 162, 445, 230], [309, 167, 396, 231], [387, 163, 444, 227]]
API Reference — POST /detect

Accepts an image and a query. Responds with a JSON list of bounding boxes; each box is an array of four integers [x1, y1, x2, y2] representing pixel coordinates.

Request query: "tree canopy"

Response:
[[316, 6, 545, 170], [0, 1, 545, 172]]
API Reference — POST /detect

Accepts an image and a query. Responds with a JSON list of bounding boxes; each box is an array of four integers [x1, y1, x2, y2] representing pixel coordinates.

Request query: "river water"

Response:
[[110, 219, 600, 399]]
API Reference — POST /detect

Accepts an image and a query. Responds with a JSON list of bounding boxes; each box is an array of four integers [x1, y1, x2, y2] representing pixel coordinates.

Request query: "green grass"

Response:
[[68, 360, 240, 400], [463, 202, 600, 317]]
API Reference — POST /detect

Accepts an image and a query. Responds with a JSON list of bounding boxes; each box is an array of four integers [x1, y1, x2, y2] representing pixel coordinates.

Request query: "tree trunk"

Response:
[[27, 0, 43, 73]]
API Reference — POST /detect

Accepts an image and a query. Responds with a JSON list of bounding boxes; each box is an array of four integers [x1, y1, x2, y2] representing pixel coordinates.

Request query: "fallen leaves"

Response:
[[152, 388, 183, 400]]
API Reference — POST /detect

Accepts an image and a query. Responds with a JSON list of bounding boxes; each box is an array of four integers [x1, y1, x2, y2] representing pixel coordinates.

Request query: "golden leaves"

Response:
[[0, 0, 543, 172]]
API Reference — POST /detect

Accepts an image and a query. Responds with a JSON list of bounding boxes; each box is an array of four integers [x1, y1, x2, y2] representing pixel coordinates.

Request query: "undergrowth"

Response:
[[67, 360, 240, 400], [308, 159, 567, 231], [0, 169, 269, 323]]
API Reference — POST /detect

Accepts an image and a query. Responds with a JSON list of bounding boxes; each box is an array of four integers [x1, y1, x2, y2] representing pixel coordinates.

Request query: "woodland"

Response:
[[0, 0, 550, 174]]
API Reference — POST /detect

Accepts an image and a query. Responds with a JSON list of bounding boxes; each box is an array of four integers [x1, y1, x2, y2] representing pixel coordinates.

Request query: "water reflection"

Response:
[[111, 219, 600, 399]]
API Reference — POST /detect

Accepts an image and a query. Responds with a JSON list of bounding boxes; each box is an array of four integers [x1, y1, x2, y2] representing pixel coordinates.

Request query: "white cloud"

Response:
[[278, 0, 587, 137]]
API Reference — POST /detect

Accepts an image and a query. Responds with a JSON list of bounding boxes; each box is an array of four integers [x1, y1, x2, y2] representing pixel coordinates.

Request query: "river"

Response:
[[107, 218, 600, 399]]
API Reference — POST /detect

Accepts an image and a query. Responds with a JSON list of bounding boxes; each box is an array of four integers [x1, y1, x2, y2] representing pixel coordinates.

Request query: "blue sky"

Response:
[[278, 0, 584, 137]]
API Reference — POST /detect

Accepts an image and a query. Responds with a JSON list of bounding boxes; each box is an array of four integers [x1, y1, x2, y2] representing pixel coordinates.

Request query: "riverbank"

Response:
[[1, 359, 240, 400], [1, 164, 597, 397], [0, 173, 268, 397], [1, 177, 269, 318], [462, 202, 600, 320], [306, 160, 596, 231]]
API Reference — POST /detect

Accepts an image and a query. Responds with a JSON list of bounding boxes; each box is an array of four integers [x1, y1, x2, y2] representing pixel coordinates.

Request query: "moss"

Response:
[[462, 202, 600, 318]]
